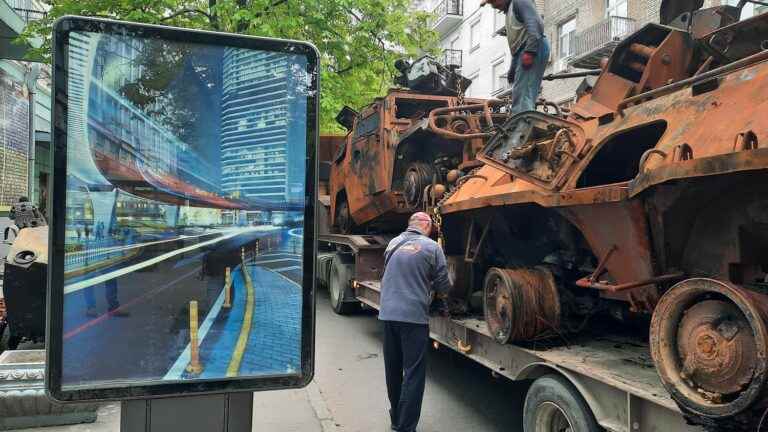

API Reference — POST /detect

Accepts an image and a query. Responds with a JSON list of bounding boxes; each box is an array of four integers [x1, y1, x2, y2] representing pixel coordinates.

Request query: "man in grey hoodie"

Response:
[[483, 0, 550, 114], [379, 212, 452, 432]]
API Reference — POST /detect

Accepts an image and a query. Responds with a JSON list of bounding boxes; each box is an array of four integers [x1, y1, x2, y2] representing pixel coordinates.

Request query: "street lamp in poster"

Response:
[[47, 17, 318, 402]]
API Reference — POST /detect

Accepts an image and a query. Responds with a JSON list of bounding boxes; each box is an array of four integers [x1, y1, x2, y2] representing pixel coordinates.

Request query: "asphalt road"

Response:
[[279, 292, 528, 432], [37, 264, 527, 432]]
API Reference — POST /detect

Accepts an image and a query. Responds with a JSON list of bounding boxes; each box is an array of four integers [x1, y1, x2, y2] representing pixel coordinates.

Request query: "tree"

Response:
[[21, 0, 438, 132]]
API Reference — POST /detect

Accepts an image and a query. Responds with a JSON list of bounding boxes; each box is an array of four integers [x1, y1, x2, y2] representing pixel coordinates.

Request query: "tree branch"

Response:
[[160, 8, 214, 22], [255, 0, 289, 17]]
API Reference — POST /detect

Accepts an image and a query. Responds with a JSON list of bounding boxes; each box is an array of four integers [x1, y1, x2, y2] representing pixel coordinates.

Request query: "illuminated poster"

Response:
[[49, 18, 317, 400]]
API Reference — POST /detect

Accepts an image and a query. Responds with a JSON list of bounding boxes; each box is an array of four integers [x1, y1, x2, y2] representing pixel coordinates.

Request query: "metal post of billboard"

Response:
[[120, 393, 253, 432]]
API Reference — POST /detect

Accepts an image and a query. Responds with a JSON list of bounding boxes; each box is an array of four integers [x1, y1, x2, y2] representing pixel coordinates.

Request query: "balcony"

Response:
[[432, 0, 462, 36], [440, 48, 462, 69], [5, 0, 47, 22], [1, 0, 47, 60], [570, 16, 638, 70]]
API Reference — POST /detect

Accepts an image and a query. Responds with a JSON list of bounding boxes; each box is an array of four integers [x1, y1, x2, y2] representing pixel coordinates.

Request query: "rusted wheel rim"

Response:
[[483, 268, 514, 344], [650, 278, 768, 418], [403, 163, 432, 210], [676, 300, 757, 396]]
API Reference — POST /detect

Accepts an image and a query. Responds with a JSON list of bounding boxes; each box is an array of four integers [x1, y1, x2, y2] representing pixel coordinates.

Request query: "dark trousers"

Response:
[[84, 278, 119, 311], [383, 320, 429, 432]]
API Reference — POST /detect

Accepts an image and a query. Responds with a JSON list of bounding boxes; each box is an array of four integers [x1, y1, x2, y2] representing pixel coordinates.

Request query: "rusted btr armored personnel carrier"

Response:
[[320, 1, 768, 430], [433, 2, 768, 430]]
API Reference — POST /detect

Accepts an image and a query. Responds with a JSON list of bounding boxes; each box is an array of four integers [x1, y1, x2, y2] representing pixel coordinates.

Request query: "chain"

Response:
[[456, 77, 465, 107], [430, 166, 482, 250]]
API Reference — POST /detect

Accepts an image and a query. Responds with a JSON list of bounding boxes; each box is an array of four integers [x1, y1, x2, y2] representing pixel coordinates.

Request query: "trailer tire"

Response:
[[336, 198, 355, 235], [523, 374, 601, 432], [329, 254, 359, 315]]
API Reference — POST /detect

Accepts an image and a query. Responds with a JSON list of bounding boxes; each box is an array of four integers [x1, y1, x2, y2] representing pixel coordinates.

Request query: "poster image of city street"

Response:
[[60, 30, 310, 388]]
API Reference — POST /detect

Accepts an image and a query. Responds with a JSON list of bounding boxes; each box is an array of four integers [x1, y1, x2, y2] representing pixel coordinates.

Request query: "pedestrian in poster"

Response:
[[84, 278, 129, 318], [379, 212, 451, 432]]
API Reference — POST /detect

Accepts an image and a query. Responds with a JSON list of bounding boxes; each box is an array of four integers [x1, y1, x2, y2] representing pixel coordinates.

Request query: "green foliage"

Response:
[[21, 0, 439, 133]]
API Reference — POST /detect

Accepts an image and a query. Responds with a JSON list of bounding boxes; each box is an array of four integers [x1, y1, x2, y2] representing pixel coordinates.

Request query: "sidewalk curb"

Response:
[[306, 381, 339, 432]]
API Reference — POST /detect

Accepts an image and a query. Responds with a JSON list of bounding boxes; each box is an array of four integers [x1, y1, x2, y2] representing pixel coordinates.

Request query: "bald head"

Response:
[[408, 212, 433, 236]]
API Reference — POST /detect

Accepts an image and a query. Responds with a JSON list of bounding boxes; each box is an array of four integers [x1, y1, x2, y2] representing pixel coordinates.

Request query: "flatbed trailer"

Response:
[[317, 234, 703, 432]]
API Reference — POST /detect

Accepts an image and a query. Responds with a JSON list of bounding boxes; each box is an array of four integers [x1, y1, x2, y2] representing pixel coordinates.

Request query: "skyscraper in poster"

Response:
[[220, 49, 306, 207]]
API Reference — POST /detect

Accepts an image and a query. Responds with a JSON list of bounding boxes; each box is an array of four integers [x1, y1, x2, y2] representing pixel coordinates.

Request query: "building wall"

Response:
[[1, 3, 51, 211], [424, 0, 766, 105]]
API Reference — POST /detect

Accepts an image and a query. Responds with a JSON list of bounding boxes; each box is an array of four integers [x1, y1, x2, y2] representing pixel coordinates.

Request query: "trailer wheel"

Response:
[[329, 254, 359, 315], [336, 199, 354, 235], [524, 374, 600, 432]]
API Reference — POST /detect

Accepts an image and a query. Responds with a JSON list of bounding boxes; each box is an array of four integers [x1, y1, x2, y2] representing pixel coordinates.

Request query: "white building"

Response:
[[422, 0, 766, 103], [422, 0, 545, 99]]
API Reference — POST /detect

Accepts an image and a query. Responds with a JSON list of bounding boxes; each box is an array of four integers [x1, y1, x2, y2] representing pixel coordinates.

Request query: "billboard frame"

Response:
[[47, 16, 319, 402]]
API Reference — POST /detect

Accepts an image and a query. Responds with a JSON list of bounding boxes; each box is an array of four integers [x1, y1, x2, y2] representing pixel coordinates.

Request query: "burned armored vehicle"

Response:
[[430, 2, 768, 429], [327, 55, 494, 234]]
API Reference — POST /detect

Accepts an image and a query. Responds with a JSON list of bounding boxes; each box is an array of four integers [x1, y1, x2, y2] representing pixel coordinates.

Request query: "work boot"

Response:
[[109, 308, 130, 318]]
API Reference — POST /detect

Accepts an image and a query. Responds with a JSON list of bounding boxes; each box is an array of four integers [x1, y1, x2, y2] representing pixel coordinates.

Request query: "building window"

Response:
[[558, 17, 577, 60], [450, 36, 460, 52], [470, 19, 481, 52], [492, 59, 506, 93], [606, 0, 628, 18], [728, 0, 768, 18]]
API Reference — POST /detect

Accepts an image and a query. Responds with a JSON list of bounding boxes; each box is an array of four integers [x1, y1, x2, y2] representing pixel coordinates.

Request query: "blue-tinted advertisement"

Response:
[[62, 31, 309, 386]]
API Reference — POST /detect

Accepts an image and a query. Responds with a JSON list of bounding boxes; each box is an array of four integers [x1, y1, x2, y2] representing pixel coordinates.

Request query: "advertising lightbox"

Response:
[[47, 17, 318, 401]]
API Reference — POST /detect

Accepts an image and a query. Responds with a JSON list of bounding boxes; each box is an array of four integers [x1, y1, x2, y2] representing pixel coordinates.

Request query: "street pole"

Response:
[[25, 64, 41, 206]]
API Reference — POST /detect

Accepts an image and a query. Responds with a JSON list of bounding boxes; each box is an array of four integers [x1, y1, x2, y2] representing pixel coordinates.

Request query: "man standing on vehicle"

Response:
[[379, 212, 451, 432], [482, 0, 549, 114]]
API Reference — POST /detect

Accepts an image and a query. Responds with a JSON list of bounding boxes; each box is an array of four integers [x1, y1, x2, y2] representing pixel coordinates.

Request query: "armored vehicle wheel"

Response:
[[336, 199, 354, 234], [650, 278, 768, 419], [403, 162, 434, 210], [483, 267, 560, 344], [329, 254, 359, 315], [523, 374, 600, 432]]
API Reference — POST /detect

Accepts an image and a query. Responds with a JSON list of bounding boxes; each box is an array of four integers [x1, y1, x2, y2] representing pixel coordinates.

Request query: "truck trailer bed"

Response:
[[353, 279, 701, 432]]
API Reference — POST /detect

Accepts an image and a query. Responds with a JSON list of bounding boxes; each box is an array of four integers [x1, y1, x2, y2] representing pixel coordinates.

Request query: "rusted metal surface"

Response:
[[327, 10, 768, 428], [575, 271, 685, 293], [328, 90, 488, 232], [559, 200, 660, 312], [650, 279, 768, 427], [483, 267, 560, 344], [427, 11, 768, 428]]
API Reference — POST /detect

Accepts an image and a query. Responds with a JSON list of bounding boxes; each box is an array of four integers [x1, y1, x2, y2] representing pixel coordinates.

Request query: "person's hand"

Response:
[[522, 52, 536, 70]]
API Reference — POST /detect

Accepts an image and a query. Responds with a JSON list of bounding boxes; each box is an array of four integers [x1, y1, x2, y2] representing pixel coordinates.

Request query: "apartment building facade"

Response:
[[0, 0, 51, 210], [425, 0, 767, 104]]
